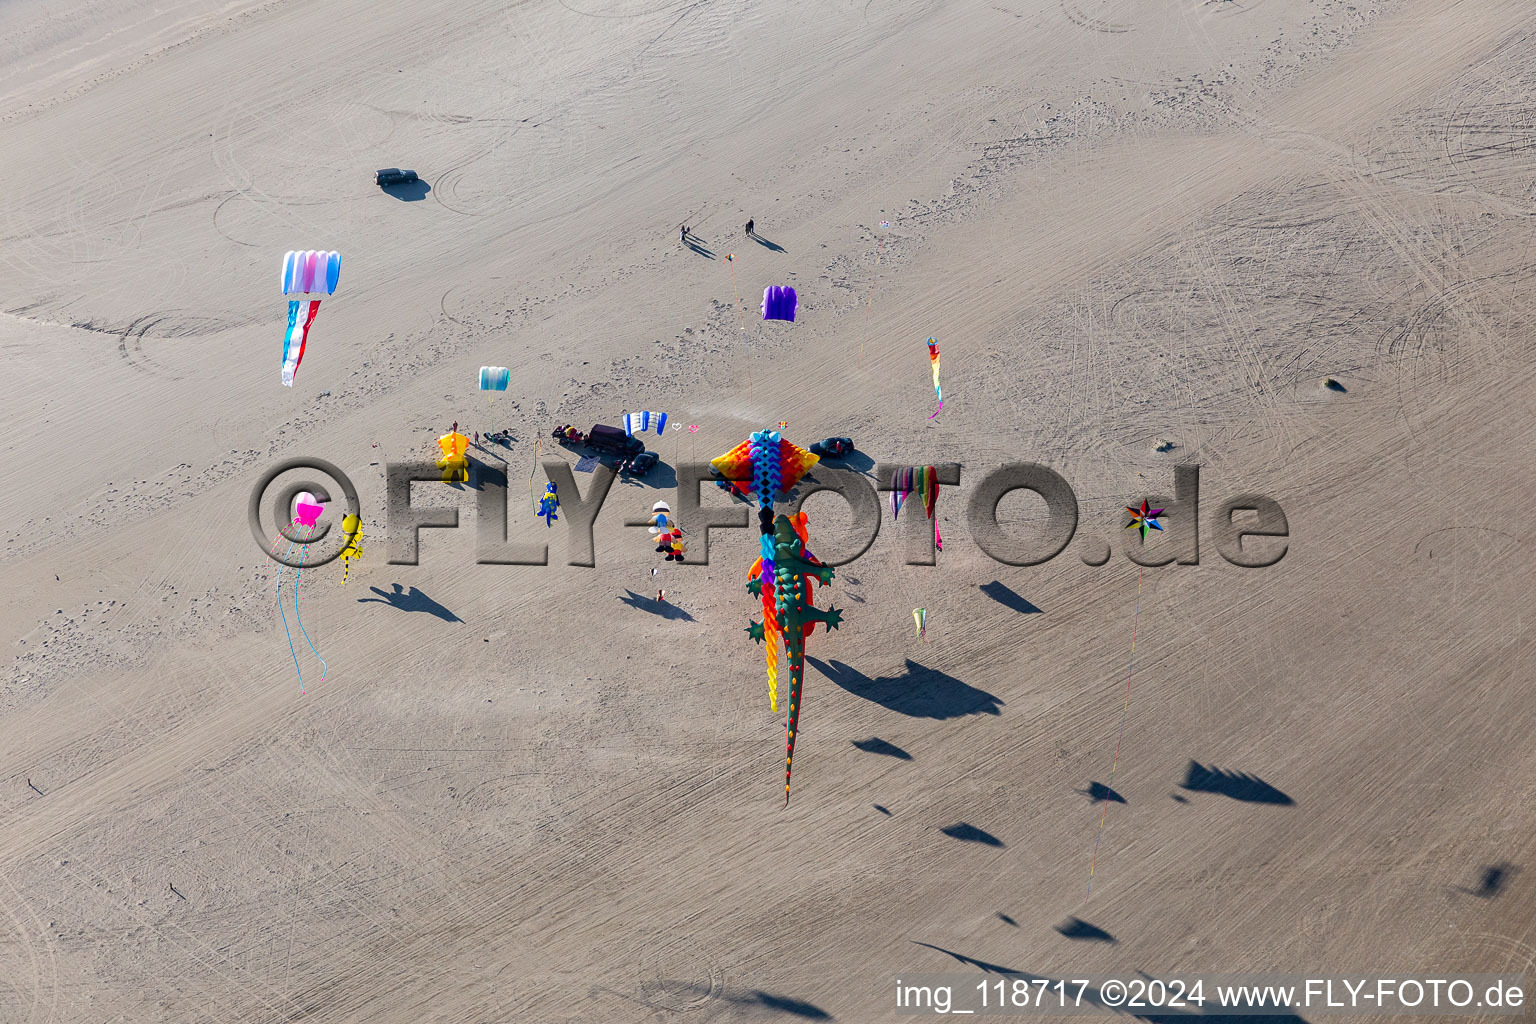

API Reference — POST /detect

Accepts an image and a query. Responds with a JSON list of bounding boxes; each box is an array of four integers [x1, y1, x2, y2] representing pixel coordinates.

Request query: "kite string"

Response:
[[727, 256, 745, 333], [276, 536, 306, 695], [857, 235, 883, 370], [1087, 565, 1143, 895], [529, 438, 540, 512], [292, 529, 327, 683]]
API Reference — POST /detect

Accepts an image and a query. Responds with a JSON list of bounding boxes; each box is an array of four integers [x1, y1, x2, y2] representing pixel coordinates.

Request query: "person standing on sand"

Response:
[[744, 218, 754, 237], [679, 224, 688, 244]]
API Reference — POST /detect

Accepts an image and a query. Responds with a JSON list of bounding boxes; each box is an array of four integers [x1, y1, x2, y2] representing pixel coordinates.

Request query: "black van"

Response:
[[585, 424, 645, 459]]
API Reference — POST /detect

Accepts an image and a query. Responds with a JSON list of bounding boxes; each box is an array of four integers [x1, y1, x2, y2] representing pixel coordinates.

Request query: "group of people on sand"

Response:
[[679, 218, 755, 244]]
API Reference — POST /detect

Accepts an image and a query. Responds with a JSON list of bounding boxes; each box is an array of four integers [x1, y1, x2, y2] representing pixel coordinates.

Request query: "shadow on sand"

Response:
[[618, 590, 695, 621], [1055, 917, 1116, 943], [940, 822, 1005, 847], [809, 657, 1003, 718], [1077, 781, 1127, 804], [357, 584, 462, 622], [684, 236, 717, 259], [1180, 760, 1294, 805], [852, 737, 912, 760], [382, 179, 431, 201], [979, 580, 1041, 614]]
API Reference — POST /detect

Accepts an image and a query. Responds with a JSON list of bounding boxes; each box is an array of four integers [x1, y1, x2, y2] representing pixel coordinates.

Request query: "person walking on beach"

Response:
[[744, 218, 754, 237], [679, 223, 688, 244]]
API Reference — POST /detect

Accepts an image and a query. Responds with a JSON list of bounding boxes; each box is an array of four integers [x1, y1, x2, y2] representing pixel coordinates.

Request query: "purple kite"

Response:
[[762, 286, 798, 323]]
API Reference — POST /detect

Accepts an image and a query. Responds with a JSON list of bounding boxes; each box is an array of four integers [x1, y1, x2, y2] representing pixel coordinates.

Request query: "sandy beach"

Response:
[[4, 0, 1536, 1020]]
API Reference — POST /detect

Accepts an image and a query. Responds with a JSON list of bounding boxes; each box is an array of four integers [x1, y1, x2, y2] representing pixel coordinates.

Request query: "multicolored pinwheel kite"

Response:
[[1126, 500, 1165, 540]]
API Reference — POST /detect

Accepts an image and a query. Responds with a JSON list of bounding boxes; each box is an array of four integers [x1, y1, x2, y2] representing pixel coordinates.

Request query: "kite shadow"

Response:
[[808, 657, 1003, 719], [940, 822, 1004, 847], [1055, 917, 1116, 943], [979, 580, 1041, 614], [382, 179, 431, 202], [911, 941, 1020, 975], [1458, 863, 1518, 898], [1180, 760, 1294, 805], [357, 583, 463, 622], [1077, 781, 1126, 804], [752, 233, 788, 253], [851, 736, 912, 760], [638, 982, 830, 1020], [683, 237, 718, 260], [618, 590, 695, 621]]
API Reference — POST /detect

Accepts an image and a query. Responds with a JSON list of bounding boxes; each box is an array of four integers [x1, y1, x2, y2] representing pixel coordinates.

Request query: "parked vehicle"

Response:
[[584, 424, 645, 460], [626, 451, 659, 475], [809, 436, 855, 458], [375, 168, 419, 187]]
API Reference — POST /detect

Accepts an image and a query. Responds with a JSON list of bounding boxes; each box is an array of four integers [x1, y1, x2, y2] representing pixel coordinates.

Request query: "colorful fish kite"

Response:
[[926, 337, 942, 418], [891, 465, 943, 553], [914, 607, 927, 639], [762, 286, 798, 323], [538, 482, 560, 526], [280, 250, 340, 387], [1126, 500, 1165, 540], [623, 411, 668, 436]]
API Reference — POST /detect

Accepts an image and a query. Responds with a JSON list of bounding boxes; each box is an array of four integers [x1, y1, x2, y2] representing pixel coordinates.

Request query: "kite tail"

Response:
[[276, 541, 306, 695], [293, 533, 327, 684], [765, 632, 779, 713], [784, 655, 804, 806], [929, 399, 943, 420]]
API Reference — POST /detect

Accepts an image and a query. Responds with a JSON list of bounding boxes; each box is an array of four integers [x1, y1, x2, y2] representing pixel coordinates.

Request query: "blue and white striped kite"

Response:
[[624, 411, 668, 436]]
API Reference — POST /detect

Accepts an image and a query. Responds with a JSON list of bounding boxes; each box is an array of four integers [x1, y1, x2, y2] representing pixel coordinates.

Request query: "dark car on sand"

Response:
[[809, 436, 855, 458], [375, 168, 419, 187]]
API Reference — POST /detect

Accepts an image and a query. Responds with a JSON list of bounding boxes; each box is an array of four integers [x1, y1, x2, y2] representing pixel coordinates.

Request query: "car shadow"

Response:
[[617, 460, 679, 489], [382, 179, 431, 201], [812, 450, 875, 473]]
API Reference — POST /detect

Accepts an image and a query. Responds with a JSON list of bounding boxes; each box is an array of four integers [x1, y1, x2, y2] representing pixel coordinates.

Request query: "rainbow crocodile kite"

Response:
[[713, 429, 842, 803], [749, 513, 841, 806]]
